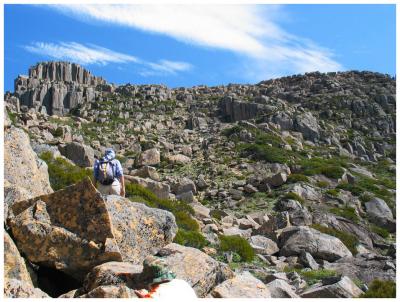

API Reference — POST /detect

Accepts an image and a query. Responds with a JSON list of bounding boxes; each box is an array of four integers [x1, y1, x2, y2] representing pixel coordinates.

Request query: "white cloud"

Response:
[[53, 4, 343, 80], [24, 41, 192, 76], [143, 60, 192, 76], [24, 41, 139, 65]]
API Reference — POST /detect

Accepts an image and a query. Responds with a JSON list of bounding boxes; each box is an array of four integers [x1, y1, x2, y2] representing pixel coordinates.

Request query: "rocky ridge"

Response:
[[4, 61, 396, 298]]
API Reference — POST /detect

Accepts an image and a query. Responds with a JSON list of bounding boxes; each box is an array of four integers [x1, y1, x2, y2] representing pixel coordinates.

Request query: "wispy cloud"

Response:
[[24, 41, 192, 76], [142, 60, 193, 76], [24, 41, 139, 65], [53, 4, 343, 81]]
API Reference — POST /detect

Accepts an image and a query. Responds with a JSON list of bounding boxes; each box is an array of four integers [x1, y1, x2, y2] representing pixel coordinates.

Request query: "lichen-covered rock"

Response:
[[211, 272, 271, 298], [279, 226, 352, 261], [4, 278, 49, 298], [156, 243, 234, 297], [300, 276, 363, 298], [9, 177, 177, 281], [104, 195, 177, 264], [4, 126, 53, 221], [4, 232, 35, 286], [83, 262, 143, 293]]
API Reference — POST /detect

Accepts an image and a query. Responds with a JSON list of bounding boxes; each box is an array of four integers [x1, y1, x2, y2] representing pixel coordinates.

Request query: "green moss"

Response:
[[310, 224, 359, 255], [173, 229, 207, 249], [329, 207, 359, 223], [361, 279, 396, 298], [219, 235, 255, 262], [39, 151, 93, 191], [287, 173, 310, 183]]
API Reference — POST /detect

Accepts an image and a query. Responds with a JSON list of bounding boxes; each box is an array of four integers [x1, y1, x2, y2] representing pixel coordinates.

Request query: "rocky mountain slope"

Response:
[[4, 61, 396, 298]]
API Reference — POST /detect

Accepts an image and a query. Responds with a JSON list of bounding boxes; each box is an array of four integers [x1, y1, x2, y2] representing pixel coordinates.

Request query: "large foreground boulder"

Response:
[[8, 177, 177, 280], [4, 126, 53, 220], [211, 272, 271, 298], [156, 243, 234, 297], [279, 226, 352, 261]]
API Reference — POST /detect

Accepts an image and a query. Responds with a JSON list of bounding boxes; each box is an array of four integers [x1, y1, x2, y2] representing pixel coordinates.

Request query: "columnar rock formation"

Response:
[[14, 62, 107, 115]]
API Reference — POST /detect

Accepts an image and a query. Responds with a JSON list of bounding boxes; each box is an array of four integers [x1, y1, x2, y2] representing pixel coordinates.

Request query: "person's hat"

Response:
[[103, 148, 116, 161], [143, 256, 176, 285]]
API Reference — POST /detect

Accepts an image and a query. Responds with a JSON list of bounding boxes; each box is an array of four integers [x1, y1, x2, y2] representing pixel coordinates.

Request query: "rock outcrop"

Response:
[[4, 126, 53, 220], [15, 62, 106, 115], [219, 97, 260, 122]]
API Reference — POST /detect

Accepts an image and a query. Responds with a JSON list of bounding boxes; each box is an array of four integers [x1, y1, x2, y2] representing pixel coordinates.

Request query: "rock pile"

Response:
[[4, 62, 396, 298]]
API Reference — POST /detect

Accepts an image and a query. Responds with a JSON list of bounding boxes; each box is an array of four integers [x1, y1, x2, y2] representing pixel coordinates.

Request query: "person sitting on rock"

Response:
[[134, 256, 197, 299], [93, 148, 125, 197]]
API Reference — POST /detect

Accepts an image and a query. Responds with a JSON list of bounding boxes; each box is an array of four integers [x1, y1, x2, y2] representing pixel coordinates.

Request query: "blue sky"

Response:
[[4, 4, 396, 92]]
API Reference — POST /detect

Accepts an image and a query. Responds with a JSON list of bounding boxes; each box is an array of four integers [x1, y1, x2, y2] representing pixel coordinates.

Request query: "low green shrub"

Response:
[[39, 151, 93, 191], [370, 224, 390, 239], [284, 192, 305, 204], [329, 207, 359, 223], [299, 157, 348, 179], [310, 224, 358, 255], [359, 193, 373, 204], [287, 174, 310, 183], [238, 143, 291, 164], [316, 180, 329, 188], [284, 268, 337, 286], [173, 229, 208, 249], [219, 235, 255, 262], [337, 175, 395, 213], [326, 188, 340, 197], [360, 279, 396, 298]]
